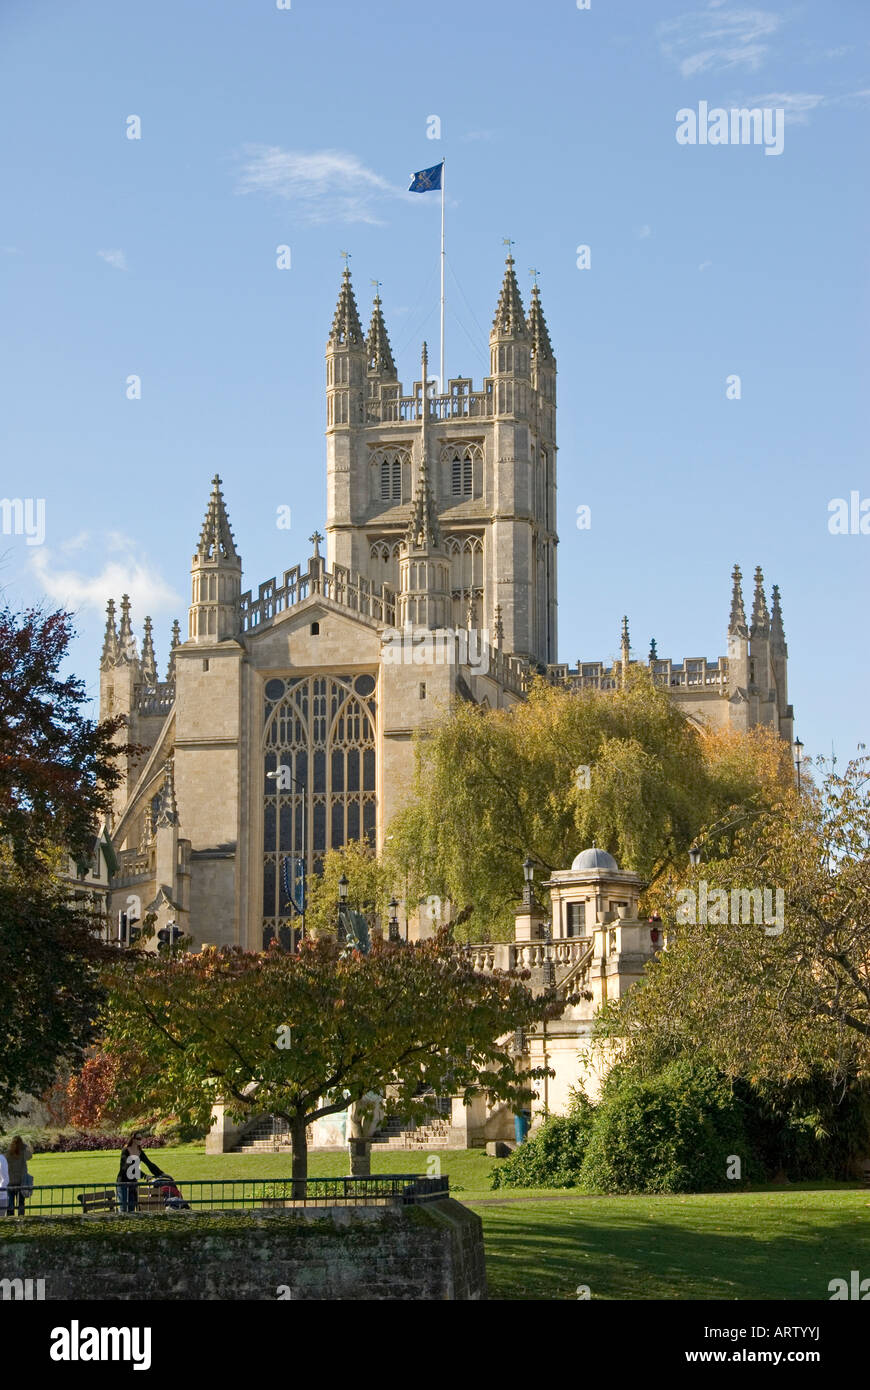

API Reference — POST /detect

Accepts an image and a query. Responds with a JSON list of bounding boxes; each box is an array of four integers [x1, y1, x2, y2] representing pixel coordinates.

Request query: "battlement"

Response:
[[547, 656, 730, 693], [365, 376, 495, 425]]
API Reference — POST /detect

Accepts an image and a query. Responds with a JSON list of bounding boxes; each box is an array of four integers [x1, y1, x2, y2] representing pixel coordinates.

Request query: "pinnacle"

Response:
[[329, 265, 365, 348], [729, 563, 748, 636], [196, 476, 240, 564], [750, 566, 770, 635], [528, 283, 554, 363], [492, 254, 528, 338], [366, 294, 396, 377], [770, 584, 786, 647], [100, 598, 119, 668]]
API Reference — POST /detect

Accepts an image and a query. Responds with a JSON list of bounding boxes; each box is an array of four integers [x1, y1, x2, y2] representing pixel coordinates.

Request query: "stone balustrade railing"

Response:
[[134, 682, 175, 717], [366, 383, 493, 425], [241, 561, 396, 633], [466, 938, 591, 976], [548, 658, 729, 692]]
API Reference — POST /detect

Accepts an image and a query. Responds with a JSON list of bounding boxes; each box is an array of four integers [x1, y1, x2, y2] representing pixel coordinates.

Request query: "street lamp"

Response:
[[267, 765, 307, 949], [337, 874, 349, 944], [388, 896, 400, 943], [522, 855, 535, 910], [793, 736, 804, 793]]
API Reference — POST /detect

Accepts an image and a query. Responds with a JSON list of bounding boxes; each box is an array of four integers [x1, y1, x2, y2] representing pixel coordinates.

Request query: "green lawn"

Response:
[[20, 1146, 870, 1301]]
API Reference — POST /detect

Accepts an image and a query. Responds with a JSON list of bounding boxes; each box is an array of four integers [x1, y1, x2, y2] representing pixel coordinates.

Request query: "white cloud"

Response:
[[98, 249, 128, 271], [659, 5, 781, 78], [236, 147, 408, 225], [636, 224, 652, 239], [29, 540, 180, 619]]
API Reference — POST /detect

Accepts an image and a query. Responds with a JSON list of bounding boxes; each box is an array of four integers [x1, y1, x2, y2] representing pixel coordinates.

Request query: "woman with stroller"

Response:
[[115, 1133, 162, 1213]]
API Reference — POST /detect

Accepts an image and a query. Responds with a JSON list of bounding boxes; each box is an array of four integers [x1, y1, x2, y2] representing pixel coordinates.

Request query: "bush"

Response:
[[491, 1096, 596, 1189], [0, 1128, 166, 1154], [579, 1060, 752, 1194]]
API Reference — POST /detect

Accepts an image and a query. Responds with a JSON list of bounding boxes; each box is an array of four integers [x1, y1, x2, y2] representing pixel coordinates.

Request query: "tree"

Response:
[[598, 751, 870, 1087], [0, 862, 107, 1117], [304, 842, 391, 938], [0, 605, 125, 870], [385, 671, 794, 940], [101, 932, 567, 1193]]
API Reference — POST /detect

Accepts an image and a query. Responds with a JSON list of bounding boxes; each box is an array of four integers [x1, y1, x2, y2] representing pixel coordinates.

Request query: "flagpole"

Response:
[[440, 159, 446, 393]]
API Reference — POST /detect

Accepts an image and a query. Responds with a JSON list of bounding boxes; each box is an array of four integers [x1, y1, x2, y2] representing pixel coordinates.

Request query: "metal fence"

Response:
[[9, 1174, 449, 1217]]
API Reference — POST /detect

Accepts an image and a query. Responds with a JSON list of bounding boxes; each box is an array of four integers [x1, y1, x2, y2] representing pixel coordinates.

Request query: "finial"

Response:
[[370, 277, 382, 299], [529, 267, 541, 286], [167, 618, 181, 682], [502, 237, 516, 261], [309, 531, 323, 558], [340, 250, 351, 268], [156, 756, 178, 827], [493, 603, 504, 649], [729, 563, 748, 636], [118, 594, 138, 663], [101, 598, 119, 668], [648, 638, 658, 663], [141, 615, 157, 683]]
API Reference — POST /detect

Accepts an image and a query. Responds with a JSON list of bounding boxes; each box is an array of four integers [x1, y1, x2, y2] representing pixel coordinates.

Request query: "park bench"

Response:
[[77, 1190, 117, 1214]]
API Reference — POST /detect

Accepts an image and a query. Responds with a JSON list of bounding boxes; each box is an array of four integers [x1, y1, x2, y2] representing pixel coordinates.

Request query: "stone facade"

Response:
[[98, 256, 793, 952]]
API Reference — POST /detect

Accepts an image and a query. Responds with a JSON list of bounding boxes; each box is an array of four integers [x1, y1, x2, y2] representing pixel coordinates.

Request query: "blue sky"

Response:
[[1, 0, 868, 765]]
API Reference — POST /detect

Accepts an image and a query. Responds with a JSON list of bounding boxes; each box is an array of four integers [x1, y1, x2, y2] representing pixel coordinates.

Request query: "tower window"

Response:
[[419, 682, 426, 699], [202, 659, 209, 672], [310, 622, 320, 635], [451, 453, 472, 496], [378, 452, 405, 501], [442, 441, 483, 499]]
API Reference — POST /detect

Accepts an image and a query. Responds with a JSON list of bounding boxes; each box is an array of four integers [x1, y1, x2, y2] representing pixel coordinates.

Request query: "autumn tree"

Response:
[[102, 932, 566, 1192], [597, 752, 870, 1087], [386, 670, 794, 940]]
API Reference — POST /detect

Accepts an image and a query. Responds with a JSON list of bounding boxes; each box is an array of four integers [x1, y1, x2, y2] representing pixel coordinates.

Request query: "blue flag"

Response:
[[409, 162, 443, 193]]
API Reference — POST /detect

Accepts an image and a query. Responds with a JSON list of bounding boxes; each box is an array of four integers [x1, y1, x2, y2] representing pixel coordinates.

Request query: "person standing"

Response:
[[115, 1134, 162, 1213], [5, 1136, 33, 1216], [0, 1151, 8, 1216]]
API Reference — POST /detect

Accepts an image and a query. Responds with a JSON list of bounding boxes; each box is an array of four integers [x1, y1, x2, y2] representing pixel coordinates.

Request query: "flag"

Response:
[[409, 162, 443, 193]]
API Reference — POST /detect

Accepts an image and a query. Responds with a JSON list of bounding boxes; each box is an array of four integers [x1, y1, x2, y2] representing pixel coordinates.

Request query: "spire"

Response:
[[141, 616, 157, 684], [406, 343, 442, 549], [196, 475, 239, 563], [100, 598, 119, 669], [117, 594, 138, 663], [166, 619, 181, 681], [729, 564, 748, 636], [492, 254, 528, 337], [528, 283, 554, 363], [750, 566, 769, 636], [366, 293, 396, 377], [770, 584, 786, 649], [328, 264, 365, 348]]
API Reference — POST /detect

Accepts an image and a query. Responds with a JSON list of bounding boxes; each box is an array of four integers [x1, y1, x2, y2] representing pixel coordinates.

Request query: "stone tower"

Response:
[[324, 253, 558, 666]]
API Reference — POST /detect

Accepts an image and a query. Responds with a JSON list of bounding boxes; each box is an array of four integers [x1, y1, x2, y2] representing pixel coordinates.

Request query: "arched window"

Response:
[[441, 441, 483, 500], [370, 539, 402, 591], [373, 448, 410, 503], [444, 533, 484, 626]]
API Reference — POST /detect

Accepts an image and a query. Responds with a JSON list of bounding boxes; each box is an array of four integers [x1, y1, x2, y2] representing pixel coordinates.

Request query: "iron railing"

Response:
[[11, 1175, 449, 1216]]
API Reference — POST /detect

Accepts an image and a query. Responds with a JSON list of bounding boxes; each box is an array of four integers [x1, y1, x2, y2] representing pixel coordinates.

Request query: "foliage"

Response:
[[304, 841, 392, 938], [598, 752, 870, 1085], [0, 1128, 165, 1154], [385, 671, 793, 940], [100, 931, 567, 1187], [578, 1060, 752, 1194], [491, 1095, 596, 1189], [63, 1053, 122, 1130], [0, 865, 108, 1116], [0, 605, 126, 871]]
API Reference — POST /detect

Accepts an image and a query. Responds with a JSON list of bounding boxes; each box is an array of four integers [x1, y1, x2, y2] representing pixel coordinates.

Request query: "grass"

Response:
[[16, 1146, 870, 1300]]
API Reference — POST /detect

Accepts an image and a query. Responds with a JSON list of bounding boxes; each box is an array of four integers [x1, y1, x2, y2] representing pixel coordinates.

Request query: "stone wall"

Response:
[[0, 1201, 486, 1301]]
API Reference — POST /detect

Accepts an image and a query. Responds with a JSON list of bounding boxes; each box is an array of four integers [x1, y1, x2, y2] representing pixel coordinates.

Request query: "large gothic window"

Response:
[[262, 674, 377, 940]]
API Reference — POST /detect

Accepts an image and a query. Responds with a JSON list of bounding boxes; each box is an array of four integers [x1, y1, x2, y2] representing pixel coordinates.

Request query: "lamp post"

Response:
[[793, 736, 804, 793], [267, 765, 306, 948], [522, 855, 535, 911], [388, 896, 400, 943]]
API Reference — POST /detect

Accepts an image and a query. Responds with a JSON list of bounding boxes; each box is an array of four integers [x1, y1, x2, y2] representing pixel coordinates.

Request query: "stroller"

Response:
[[144, 1170, 191, 1210]]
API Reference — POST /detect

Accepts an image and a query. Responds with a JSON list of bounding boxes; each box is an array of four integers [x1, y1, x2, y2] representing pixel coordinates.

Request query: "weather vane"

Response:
[[529, 267, 541, 286], [340, 250, 351, 267]]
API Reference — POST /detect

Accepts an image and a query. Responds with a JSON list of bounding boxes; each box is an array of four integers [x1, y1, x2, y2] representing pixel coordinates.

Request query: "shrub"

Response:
[[491, 1096, 596, 1189], [0, 1128, 166, 1154], [579, 1060, 752, 1194]]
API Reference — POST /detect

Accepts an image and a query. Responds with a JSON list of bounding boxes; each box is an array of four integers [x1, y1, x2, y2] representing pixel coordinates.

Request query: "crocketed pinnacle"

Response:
[[729, 564, 748, 637], [100, 598, 119, 669], [141, 616, 157, 683], [492, 255, 528, 337], [117, 594, 138, 663], [157, 757, 178, 827], [406, 342, 443, 551], [366, 294, 396, 376], [528, 283, 554, 363], [196, 476, 239, 563], [770, 584, 786, 649], [328, 265, 365, 348], [751, 566, 770, 636], [166, 618, 181, 682]]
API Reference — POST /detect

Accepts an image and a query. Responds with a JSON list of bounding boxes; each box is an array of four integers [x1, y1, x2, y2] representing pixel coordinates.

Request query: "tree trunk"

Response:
[[291, 1116, 308, 1200]]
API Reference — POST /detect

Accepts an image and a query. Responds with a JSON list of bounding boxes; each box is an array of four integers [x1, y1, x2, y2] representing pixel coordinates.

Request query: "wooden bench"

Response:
[[77, 1190, 117, 1214]]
